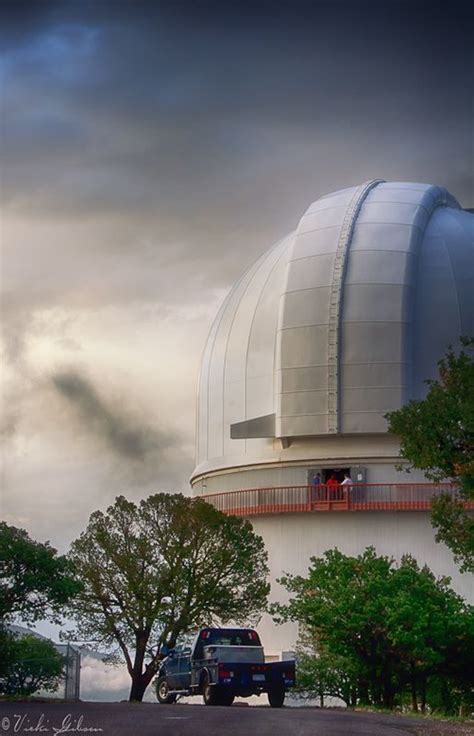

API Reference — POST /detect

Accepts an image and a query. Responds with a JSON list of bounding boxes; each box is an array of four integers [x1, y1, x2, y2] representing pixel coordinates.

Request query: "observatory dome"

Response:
[[192, 180, 474, 486]]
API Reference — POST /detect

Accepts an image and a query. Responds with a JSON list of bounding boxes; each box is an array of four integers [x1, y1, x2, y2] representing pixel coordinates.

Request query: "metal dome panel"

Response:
[[193, 181, 472, 479]]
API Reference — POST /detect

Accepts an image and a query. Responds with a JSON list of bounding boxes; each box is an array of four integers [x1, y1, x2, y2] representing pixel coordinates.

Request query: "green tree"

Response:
[[386, 556, 474, 712], [430, 495, 474, 574], [0, 522, 82, 624], [0, 631, 64, 697], [385, 339, 474, 572], [272, 547, 474, 712], [293, 628, 356, 707], [0, 628, 17, 682], [68, 493, 270, 702]]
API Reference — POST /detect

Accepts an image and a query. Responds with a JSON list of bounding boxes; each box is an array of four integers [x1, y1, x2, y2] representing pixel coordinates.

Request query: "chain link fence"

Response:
[[56, 642, 81, 701]]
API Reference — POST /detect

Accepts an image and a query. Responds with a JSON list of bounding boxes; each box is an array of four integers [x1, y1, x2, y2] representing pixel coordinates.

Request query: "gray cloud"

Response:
[[51, 370, 172, 462], [1, 1, 472, 353], [2, 1, 473, 222], [2, 1, 472, 315]]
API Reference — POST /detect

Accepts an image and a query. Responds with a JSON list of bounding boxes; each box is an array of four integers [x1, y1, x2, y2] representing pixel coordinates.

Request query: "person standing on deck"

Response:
[[341, 473, 353, 502], [311, 472, 322, 502]]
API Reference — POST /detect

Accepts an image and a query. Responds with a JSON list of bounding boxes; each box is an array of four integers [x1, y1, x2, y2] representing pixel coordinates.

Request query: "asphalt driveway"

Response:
[[0, 701, 471, 736]]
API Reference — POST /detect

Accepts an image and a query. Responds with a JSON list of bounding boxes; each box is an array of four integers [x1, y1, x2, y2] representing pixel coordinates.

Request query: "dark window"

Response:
[[322, 468, 350, 483], [201, 629, 261, 646]]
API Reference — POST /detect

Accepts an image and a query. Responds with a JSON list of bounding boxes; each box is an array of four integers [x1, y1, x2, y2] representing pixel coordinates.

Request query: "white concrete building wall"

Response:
[[251, 513, 474, 656]]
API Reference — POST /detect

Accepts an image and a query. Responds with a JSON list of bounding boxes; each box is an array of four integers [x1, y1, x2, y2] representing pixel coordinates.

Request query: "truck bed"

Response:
[[191, 656, 295, 692], [203, 644, 265, 664]]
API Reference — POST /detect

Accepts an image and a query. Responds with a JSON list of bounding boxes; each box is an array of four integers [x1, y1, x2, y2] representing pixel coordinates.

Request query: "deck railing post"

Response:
[[200, 483, 466, 516]]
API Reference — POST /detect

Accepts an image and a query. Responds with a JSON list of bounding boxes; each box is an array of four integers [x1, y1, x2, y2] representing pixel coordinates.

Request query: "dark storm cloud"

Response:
[[0, 0, 470, 438], [1, 0, 472, 359], [1, 0, 472, 327], [2, 0, 472, 219], [52, 369, 173, 461]]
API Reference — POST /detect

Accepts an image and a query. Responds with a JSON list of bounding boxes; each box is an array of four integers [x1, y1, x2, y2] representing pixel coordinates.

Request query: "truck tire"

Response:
[[219, 691, 235, 706], [202, 672, 220, 706], [268, 687, 285, 708], [156, 676, 177, 704]]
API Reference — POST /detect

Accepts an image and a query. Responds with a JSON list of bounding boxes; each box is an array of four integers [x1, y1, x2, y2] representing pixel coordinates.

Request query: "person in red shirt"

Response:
[[326, 473, 340, 498]]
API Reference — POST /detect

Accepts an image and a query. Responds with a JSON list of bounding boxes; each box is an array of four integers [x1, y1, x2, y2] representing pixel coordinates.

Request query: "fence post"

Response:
[[64, 642, 70, 701]]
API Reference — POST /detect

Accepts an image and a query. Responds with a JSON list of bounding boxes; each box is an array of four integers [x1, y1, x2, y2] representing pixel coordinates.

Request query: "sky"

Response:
[[0, 0, 473, 698]]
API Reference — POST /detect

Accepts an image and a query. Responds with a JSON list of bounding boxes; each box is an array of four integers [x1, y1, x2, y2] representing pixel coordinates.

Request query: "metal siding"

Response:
[[286, 254, 335, 290], [340, 183, 460, 433], [223, 248, 281, 457], [356, 201, 430, 229], [412, 206, 473, 395], [280, 390, 328, 416], [344, 250, 415, 285], [246, 236, 291, 421], [275, 209, 339, 433], [342, 361, 406, 388], [278, 365, 329, 393], [193, 181, 470, 481], [277, 181, 383, 438], [350, 222, 420, 253], [197, 293, 234, 464], [342, 284, 410, 323], [279, 325, 329, 368], [291, 227, 340, 259], [207, 250, 271, 460], [342, 323, 405, 366], [442, 210, 474, 336], [281, 288, 331, 329], [280, 415, 328, 435]]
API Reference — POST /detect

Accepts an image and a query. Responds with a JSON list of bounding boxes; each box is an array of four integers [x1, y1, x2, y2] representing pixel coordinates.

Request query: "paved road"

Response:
[[0, 702, 471, 736]]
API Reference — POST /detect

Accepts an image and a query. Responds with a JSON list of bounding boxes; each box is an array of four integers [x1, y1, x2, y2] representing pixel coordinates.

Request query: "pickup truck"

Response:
[[154, 627, 295, 707]]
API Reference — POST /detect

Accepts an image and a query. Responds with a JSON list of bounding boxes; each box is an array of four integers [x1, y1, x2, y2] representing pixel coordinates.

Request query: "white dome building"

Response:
[[191, 180, 474, 657]]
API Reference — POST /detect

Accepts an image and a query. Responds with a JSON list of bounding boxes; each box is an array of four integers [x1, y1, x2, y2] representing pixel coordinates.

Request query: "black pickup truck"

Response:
[[154, 627, 295, 707]]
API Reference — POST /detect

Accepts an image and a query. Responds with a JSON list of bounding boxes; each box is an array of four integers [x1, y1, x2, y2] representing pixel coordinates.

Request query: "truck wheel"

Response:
[[268, 687, 285, 708], [220, 691, 235, 706], [156, 676, 177, 704], [202, 673, 220, 706]]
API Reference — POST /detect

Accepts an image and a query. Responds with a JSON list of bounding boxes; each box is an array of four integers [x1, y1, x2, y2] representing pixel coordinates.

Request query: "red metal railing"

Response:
[[201, 484, 473, 516]]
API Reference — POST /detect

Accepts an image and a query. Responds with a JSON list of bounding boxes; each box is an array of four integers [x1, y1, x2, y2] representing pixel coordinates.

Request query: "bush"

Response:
[[0, 630, 64, 697]]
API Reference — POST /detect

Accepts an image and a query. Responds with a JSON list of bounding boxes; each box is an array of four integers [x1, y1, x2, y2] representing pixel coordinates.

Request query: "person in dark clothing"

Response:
[[311, 472, 322, 502]]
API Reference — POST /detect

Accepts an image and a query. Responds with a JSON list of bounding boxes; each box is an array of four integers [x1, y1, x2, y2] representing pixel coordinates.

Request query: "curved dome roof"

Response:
[[194, 181, 474, 479]]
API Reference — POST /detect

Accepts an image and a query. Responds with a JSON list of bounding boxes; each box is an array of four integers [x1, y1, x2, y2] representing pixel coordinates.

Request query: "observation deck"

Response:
[[201, 484, 473, 517]]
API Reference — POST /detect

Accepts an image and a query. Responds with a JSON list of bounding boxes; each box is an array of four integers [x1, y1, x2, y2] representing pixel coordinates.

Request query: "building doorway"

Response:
[[322, 468, 350, 484]]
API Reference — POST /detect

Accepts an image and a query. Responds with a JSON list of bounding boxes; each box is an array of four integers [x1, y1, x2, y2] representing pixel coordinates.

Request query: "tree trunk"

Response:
[[420, 677, 427, 714], [381, 659, 393, 709], [411, 669, 418, 712], [382, 685, 394, 710], [128, 634, 152, 702], [129, 676, 149, 702], [358, 679, 370, 705], [440, 677, 452, 714], [351, 687, 358, 707]]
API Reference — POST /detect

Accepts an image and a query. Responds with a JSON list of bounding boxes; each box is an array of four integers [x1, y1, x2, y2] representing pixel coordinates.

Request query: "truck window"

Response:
[[203, 629, 261, 646], [194, 629, 261, 659]]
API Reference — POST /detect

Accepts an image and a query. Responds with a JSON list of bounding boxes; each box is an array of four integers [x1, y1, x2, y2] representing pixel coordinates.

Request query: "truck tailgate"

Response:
[[217, 660, 295, 688]]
